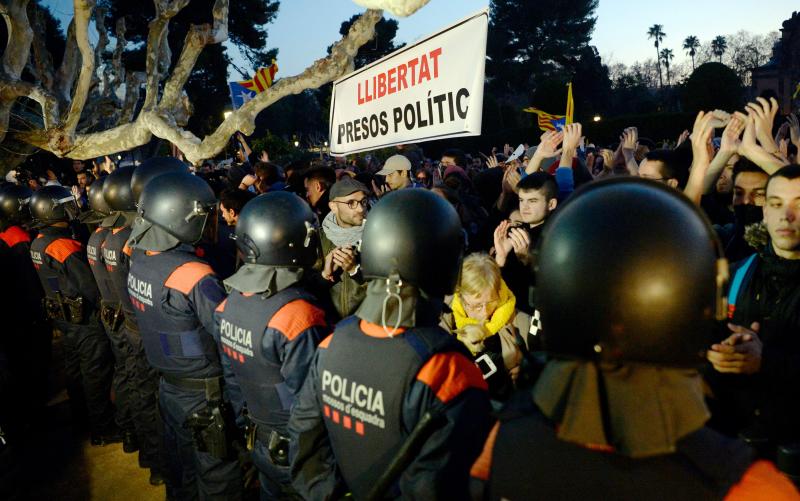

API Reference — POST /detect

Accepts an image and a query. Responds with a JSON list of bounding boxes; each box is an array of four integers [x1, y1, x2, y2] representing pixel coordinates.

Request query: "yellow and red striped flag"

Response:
[[523, 107, 566, 132], [238, 60, 279, 93]]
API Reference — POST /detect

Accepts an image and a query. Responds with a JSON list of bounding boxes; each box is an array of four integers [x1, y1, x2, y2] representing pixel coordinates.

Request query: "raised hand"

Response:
[[371, 179, 390, 198], [621, 127, 638, 153], [745, 97, 780, 153], [508, 227, 531, 261], [503, 143, 513, 157], [493, 220, 514, 267], [502, 166, 521, 194], [719, 114, 745, 155], [486, 154, 501, 169], [259, 150, 269, 162], [787, 113, 800, 149], [559, 123, 582, 168]]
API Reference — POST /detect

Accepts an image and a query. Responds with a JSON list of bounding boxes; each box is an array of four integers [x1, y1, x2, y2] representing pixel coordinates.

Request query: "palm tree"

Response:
[[683, 35, 700, 71], [660, 48, 674, 85], [711, 36, 728, 63], [647, 24, 666, 88]]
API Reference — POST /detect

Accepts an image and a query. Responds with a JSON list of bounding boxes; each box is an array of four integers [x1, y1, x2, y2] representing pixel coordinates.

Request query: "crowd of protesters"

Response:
[[1, 92, 799, 500]]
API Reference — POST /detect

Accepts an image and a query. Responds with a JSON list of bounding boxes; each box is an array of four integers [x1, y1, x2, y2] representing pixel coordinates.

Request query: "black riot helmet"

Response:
[[534, 177, 728, 367], [29, 185, 80, 225], [0, 184, 33, 228], [103, 166, 137, 211], [138, 172, 216, 244], [360, 189, 464, 298], [236, 191, 319, 267], [87, 176, 111, 215], [131, 157, 190, 202]]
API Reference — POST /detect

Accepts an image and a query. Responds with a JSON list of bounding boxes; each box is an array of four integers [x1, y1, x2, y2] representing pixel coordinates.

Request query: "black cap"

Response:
[[329, 177, 369, 200]]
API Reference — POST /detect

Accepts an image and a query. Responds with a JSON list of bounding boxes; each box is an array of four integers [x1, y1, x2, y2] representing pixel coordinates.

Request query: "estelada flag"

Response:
[[228, 61, 279, 109], [523, 107, 566, 132]]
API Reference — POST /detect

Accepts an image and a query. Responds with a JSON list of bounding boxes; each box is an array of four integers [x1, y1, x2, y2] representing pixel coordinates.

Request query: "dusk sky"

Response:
[[42, 0, 798, 77]]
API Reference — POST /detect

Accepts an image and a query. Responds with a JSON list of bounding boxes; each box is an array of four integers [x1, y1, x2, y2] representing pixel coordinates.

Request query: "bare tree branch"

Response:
[[112, 17, 126, 90], [30, 4, 55, 91], [148, 8, 383, 164], [55, 19, 79, 105], [143, 0, 190, 110], [62, 0, 96, 137], [1, 0, 33, 77], [41, 9, 382, 161], [94, 6, 111, 97], [118, 71, 145, 124], [159, 0, 228, 113]]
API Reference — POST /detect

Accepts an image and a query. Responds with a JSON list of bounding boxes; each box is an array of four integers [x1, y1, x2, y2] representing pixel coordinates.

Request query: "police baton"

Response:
[[365, 410, 446, 501]]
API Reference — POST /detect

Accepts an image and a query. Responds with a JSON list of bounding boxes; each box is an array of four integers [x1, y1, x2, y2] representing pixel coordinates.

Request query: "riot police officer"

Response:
[[105, 159, 187, 484], [215, 192, 329, 499], [0, 184, 49, 418], [84, 176, 138, 453], [289, 189, 492, 500], [470, 178, 800, 500], [28, 185, 118, 445], [127, 171, 242, 499]]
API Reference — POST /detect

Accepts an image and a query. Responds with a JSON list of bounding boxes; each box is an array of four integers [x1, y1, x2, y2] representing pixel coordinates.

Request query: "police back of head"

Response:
[[103, 165, 137, 212], [131, 157, 190, 202], [236, 191, 318, 267], [138, 172, 215, 244], [87, 176, 111, 215], [0, 184, 33, 229], [30, 185, 80, 225], [361, 189, 464, 298], [535, 178, 727, 367]]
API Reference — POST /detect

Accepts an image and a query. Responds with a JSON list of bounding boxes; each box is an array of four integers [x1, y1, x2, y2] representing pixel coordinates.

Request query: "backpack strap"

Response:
[[727, 254, 758, 319]]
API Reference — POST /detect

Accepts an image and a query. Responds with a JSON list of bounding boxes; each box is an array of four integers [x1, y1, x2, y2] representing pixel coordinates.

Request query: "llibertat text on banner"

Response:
[[328, 9, 488, 156]]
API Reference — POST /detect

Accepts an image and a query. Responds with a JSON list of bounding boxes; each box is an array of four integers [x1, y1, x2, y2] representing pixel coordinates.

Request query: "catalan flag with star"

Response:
[[228, 60, 279, 109], [523, 107, 566, 132]]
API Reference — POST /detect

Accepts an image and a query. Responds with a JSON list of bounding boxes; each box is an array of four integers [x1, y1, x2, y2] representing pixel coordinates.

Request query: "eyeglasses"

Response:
[[332, 198, 369, 210], [461, 296, 499, 311]]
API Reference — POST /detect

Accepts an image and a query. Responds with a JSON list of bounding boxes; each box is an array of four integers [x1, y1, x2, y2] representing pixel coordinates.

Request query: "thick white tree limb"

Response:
[[352, 0, 428, 17], [62, 0, 95, 137], [143, 0, 190, 110], [54, 19, 79, 105]]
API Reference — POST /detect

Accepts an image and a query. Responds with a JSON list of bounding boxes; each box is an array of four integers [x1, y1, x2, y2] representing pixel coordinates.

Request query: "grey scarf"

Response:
[[223, 263, 304, 295], [533, 360, 710, 458], [322, 211, 363, 248]]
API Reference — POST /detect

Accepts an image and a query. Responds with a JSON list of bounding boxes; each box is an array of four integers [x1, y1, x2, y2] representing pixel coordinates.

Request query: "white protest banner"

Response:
[[329, 9, 488, 156]]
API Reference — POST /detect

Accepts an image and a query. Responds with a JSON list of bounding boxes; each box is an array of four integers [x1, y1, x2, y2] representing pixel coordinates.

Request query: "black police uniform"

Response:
[[128, 245, 242, 499], [87, 225, 135, 438], [103, 221, 163, 471], [290, 317, 491, 499], [216, 286, 327, 498], [30, 226, 115, 437], [474, 395, 761, 501], [0, 225, 50, 414]]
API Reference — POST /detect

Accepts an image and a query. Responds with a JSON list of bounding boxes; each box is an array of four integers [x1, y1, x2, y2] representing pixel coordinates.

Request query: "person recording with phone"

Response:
[[320, 177, 371, 319], [493, 172, 559, 316]]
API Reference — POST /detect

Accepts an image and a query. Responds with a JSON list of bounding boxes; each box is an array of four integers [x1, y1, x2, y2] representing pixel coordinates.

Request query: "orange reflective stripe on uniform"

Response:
[[45, 238, 82, 263], [470, 421, 500, 481], [319, 333, 333, 349], [724, 460, 800, 500], [122, 243, 132, 257], [267, 299, 326, 341], [215, 298, 228, 313], [359, 319, 406, 338], [164, 261, 214, 295], [0, 226, 30, 247], [416, 351, 488, 404]]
